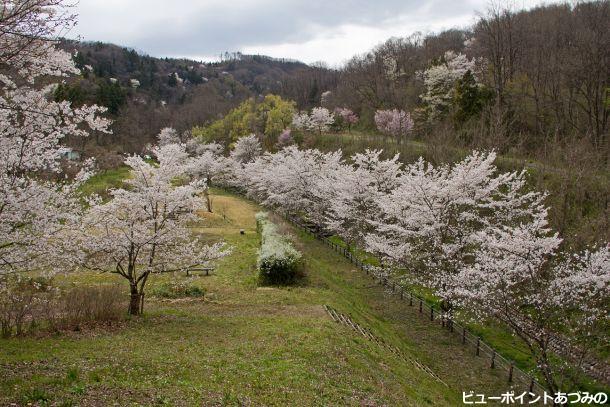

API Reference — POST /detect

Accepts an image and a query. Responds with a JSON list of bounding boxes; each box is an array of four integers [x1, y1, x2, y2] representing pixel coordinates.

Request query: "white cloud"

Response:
[[71, 0, 564, 66]]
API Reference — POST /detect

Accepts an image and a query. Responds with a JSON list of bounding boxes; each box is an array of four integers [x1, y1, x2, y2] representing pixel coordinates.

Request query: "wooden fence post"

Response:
[[476, 337, 481, 356], [409, 294, 413, 306], [462, 327, 466, 344], [490, 350, 496, 368], [508, 362, 514, 383], [528, 378, 534, 396], [430, 306, 434, 321], [419, 299, 423, 313]]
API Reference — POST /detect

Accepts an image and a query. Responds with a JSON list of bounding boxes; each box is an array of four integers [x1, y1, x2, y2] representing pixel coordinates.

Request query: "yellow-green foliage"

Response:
[[193, 94, 295, 145]]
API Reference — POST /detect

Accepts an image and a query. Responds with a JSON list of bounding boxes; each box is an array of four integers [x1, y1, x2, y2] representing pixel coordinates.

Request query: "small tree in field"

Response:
[[189, 144, 232, 212], [374, 109, 413, 143], [276, 128, 293, 148], [419, 51, 478, 120], [334, 107, 359, 132], [78, 144, 228, 315], [308, 107, 334, 134]]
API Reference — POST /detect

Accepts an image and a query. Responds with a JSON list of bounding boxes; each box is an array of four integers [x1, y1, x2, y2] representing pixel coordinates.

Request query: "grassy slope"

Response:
[[0, 189, 518, 406]]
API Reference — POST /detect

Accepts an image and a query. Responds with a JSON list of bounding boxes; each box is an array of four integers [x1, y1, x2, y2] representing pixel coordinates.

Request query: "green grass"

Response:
[[78, 166, 131, 197], [0, 190, 520, 406]]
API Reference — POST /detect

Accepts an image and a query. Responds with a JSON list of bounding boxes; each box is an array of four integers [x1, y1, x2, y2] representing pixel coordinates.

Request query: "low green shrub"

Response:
[[256, 212, 302, 284], [151, 281, 205, 299]]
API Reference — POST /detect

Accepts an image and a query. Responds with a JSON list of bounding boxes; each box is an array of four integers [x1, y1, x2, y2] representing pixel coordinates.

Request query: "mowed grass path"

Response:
[[0, 189, 511, 406]]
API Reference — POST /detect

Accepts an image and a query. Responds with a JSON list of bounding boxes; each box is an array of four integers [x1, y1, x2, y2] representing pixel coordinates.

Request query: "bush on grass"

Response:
[[256, 212, 302, 284]]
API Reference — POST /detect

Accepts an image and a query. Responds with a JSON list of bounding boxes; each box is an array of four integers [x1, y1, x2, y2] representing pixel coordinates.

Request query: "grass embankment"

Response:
[[77, 166, 131, 198], [0, 186, 517, 406]]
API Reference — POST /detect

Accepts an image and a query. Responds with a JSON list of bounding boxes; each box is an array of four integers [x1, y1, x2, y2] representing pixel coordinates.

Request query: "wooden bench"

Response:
[[186, 266, 215, 277]]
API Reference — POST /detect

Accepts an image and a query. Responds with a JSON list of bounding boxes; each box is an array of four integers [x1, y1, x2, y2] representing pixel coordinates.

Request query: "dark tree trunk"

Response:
[[129, 285, 141, 315]]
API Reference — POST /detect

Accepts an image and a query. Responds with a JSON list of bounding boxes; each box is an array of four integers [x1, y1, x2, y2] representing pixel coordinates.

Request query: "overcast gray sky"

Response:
[[71, 0, 561, 66]]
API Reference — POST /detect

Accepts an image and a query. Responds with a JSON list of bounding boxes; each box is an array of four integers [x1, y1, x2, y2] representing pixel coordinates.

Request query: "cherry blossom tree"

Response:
[[78, 144, 228, 315], [334, 107, 359, 132], [419, 51, 479, 119], [157, 127, 180, 146], [324, 150, 402, 248], [362, 149, 609, 390], [374, 109, 413, 143], [241, 146, 343, 227], [185, 138, 224, 156], [189, 144, 233, 212], [320, 90, 332, 106], [291, 109, 334, 134], [1, 0, 110, 276], [308, 107, 335, 134], [381, 54, 399, 81], [291, 111, 311, 131], [365, 151, 544, 313], [230, 134, 262, 164], [457, 218, 608, 392], [276, 128, 293, 148]]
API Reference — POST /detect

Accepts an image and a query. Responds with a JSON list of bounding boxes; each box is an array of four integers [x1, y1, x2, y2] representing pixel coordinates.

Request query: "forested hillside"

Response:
[[285, 2, 609, 168], [55, 41, 313, 161]]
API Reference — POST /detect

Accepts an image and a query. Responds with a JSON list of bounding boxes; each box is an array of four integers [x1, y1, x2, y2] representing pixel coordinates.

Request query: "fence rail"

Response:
[[285, 214, 548, 395]]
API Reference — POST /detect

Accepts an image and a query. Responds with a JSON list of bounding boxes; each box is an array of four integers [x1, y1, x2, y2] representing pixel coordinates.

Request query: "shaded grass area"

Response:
[[1, 190, 478, 406], [289, 225, 515, 395]]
